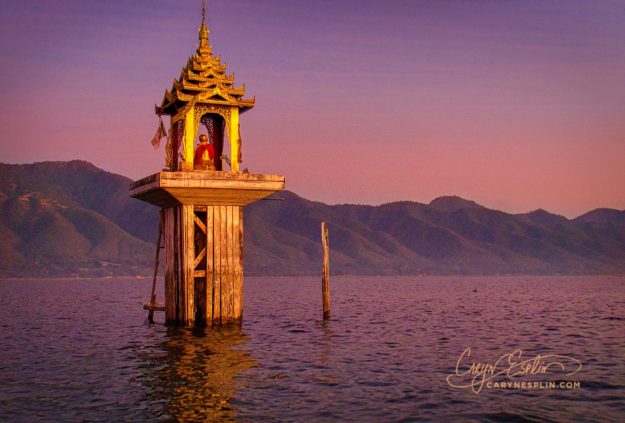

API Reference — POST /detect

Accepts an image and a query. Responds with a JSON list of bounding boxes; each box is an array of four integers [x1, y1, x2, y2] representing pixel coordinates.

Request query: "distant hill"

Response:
[[0, 161, 157, 277], [1, 161, 624, 277], [428, 195, 484, 212], [245, 192, 625, 275], [574, 208, 625, 226]]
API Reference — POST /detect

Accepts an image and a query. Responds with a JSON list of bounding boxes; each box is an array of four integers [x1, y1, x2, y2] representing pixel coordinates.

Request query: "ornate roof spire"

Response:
[[198, 0, 210, 54], [156, 0, 255, 116]]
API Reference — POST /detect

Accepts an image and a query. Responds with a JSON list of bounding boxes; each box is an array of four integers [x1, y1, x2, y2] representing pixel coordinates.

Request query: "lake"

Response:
[[1, 276, 624, 422]]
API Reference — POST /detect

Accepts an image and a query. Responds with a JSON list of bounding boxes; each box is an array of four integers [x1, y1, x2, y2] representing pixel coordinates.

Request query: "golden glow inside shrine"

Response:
[[130, 4, 285, 328]]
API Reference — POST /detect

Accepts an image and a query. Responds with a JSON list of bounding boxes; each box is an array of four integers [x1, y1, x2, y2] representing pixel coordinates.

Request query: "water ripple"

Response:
[[0, 276, 624, 421]]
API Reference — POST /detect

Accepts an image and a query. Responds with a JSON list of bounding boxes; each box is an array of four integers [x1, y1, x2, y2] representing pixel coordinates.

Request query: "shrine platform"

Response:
[[130, 171, 285, 208]]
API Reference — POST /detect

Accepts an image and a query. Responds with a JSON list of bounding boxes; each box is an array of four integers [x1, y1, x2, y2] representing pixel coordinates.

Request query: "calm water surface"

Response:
[[1, 276, 624, 422]]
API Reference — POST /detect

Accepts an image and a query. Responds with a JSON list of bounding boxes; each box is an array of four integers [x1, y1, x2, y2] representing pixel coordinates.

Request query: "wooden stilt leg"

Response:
[[147, 210, 164, 323]]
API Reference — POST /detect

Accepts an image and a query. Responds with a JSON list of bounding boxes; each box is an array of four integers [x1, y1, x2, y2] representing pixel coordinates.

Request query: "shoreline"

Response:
[[2, 273, 624, 282]]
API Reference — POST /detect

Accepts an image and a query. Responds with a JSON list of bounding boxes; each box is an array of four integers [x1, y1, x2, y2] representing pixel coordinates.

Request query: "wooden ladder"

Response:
[[143, 210, 165, 322]]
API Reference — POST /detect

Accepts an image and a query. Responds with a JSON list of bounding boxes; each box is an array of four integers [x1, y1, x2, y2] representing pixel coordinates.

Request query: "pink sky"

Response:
[[1, 0, 624, 217]]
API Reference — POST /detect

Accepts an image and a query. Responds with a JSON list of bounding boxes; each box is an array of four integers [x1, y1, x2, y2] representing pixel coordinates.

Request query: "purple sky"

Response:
[[1, 0, 624, 217]]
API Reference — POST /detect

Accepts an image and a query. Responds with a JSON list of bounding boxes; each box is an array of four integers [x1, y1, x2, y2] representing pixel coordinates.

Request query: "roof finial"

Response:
[[198, 0, 210, 54]]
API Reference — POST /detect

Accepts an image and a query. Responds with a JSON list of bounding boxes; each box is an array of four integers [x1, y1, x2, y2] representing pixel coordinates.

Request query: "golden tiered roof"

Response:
[[157, 6, 255, 116]]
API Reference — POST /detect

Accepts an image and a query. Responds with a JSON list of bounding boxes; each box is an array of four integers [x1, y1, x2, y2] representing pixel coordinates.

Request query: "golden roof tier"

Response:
[[156, 6, 255, 116]]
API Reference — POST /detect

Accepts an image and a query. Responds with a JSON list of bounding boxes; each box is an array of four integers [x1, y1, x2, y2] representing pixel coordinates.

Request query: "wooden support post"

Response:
[[151, 199, 251, 328], [213, 205, 222, 324], [175, 206, 182, 323], [233, 207, 243, 322], [321, 221, 330, 320], [220, 205, 230, 322], [147, 210, 164, 323], [224, 205, 234, 323], [164, 207, 176, 324], [182, 204, 195, 327], [206, 205, 214, 325]]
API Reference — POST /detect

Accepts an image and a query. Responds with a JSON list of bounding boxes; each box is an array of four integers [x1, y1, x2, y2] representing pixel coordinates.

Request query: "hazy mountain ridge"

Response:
[[1, 161, 624, 277], [0, 161, 155, 277], [246, 192, 625, 275]]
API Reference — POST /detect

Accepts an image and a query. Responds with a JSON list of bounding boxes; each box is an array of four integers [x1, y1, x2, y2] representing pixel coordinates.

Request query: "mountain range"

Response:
[[1, 161, 624, 277]]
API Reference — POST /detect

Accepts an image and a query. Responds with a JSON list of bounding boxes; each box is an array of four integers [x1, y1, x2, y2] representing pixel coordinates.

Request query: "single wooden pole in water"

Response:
[[321, 221, 330, 320]]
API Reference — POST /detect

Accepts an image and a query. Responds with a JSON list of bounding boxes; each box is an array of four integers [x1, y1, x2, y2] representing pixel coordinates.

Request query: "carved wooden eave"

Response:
[[184, 70, 235, 85], [174, 91, 194, 102], [158, 54, 254, 115], [156, 6, 255, 117]]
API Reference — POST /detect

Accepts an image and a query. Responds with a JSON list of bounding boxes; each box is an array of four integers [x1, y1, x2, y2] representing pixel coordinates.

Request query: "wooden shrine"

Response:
[[130, 5, 284, 327]]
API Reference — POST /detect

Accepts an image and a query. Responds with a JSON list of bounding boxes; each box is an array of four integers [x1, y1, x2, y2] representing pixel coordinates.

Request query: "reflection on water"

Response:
[[138, 327, 256, 421]]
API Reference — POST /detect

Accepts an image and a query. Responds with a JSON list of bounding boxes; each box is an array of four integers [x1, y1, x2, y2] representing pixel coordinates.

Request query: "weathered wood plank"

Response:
[[239, 207, 244, 273], [143, 303, 166, 312], [176, 206, 183, 324], [164, 207, 176, 324], [176, 205, 184, 324], [220, 205, 231, 322], [206, 205, 214, 325], [193, 247, 206, 269], [183, 204, 195, 326], [147, 211, 164, 323], [194, 214, 207, 234], [213, 204, 222, 324], [226, 205, 235, 323], [233, 206, 243, 322]]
